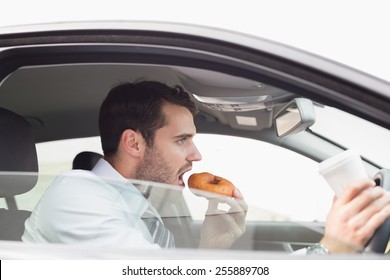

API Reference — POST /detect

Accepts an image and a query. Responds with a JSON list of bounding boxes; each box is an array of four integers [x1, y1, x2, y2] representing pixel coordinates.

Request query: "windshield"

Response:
[[311, 105, 390, 168]]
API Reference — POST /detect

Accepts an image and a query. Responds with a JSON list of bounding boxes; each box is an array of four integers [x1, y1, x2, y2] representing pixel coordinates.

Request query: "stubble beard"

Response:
[[134, 145, 176, 185]]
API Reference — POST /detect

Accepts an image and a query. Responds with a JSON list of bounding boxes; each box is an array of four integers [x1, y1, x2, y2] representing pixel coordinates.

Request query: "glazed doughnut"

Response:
[[188, 172, 236, 197]]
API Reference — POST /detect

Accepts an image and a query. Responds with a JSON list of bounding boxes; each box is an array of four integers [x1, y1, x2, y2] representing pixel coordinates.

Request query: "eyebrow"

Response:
[[174, 133, 195, 139]]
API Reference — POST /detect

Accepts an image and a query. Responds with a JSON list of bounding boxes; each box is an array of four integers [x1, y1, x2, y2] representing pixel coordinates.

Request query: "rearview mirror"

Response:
[[274, 98, 315, 138]]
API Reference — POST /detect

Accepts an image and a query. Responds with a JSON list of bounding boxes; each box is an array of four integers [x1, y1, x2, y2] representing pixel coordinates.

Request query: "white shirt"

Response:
[[22, 159, 160, 249]]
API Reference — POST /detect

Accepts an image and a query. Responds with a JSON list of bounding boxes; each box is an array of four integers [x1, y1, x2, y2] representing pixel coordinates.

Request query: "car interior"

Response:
[[0, 41, 389, 254], [72, 151, 103, 170], [0, 63, 358, 162], [0, 107, 38, 241], [0, 62, 326, 251]]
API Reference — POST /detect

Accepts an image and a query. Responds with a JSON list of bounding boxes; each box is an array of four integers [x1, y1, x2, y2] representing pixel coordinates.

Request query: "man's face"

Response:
[[134, 102, 202, 187]]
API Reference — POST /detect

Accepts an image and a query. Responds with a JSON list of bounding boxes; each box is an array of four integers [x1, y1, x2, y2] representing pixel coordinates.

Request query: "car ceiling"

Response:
[[0, 63, 296, 143]]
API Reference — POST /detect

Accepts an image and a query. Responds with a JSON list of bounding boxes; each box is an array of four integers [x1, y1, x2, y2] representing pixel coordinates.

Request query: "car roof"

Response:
[[2, 1, 390, 82]]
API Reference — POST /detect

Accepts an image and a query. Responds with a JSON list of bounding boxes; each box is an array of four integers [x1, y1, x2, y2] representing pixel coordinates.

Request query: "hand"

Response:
[[199, 189, 248, 249], [321, 179, 390, 253]]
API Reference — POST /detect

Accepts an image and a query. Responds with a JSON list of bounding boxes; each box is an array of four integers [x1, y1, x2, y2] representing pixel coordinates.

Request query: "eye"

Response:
[[177, 137, 186, 145]]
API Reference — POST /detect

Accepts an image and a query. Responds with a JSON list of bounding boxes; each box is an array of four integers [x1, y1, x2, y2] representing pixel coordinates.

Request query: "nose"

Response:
[[187, 143, 202, 162]]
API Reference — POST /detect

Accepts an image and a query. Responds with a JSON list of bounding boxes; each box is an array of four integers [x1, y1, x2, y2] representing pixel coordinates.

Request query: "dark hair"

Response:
[[99, 81, 198, 157]]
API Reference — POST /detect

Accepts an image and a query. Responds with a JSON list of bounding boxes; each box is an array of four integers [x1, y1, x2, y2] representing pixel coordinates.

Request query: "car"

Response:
[[0, 15, 390, 264]]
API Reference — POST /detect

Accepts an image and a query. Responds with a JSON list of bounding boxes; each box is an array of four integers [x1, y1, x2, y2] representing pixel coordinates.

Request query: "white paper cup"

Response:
[[319, 150, 369, 197]]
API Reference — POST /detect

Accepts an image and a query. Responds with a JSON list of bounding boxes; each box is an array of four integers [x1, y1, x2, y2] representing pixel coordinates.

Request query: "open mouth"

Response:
[[178, 174, 185, 187], [178, 166, 192, 187]]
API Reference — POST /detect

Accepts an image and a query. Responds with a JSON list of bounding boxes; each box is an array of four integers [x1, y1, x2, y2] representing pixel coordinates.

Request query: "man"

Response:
[[22, 81, 245, 249], [23, 81, 390, 253]]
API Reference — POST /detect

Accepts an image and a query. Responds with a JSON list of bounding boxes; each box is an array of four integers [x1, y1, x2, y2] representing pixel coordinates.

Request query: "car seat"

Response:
[[72, 151, 103, 170], [0, 107, 38, 240]]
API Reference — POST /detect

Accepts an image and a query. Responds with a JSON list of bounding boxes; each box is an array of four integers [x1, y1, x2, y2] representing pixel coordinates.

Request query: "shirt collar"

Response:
[[92, 158, 150, 215], [92, 158, 127, 183], [91, 157, 151, 201]]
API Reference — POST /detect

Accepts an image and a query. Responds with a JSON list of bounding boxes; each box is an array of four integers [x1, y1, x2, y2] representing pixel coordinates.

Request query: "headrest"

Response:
[[0, 107, 38, 197], [73, 151, 103, 170]]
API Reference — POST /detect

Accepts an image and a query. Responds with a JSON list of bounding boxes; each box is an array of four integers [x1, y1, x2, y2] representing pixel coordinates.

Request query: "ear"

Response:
[[120, 129, 144, 157]]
